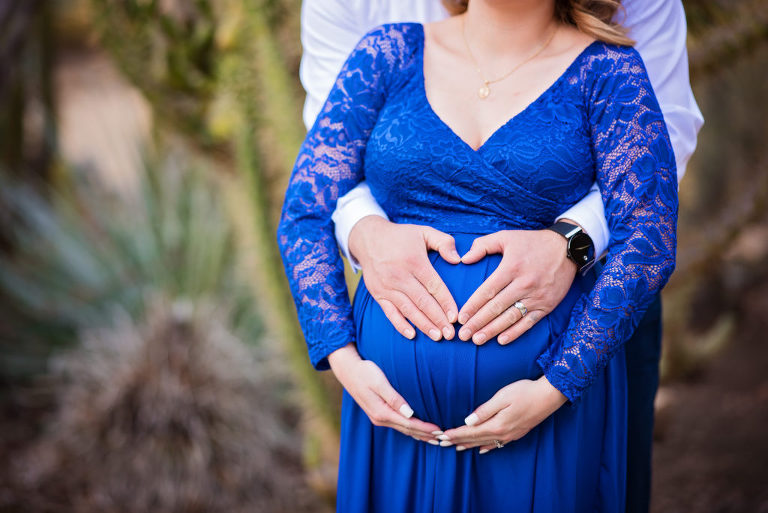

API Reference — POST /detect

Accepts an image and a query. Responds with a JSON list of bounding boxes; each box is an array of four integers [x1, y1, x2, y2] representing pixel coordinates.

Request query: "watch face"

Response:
[[568, 232, 595, 267]]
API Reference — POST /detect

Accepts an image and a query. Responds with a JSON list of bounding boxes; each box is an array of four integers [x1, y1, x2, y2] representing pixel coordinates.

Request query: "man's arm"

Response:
[[323, 0, 703, 343], [553, 0, 704, 258]]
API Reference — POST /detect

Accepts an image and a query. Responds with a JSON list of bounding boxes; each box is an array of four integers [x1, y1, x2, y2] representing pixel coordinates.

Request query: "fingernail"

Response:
[[405, 327, 416, 339], [429, 328, 441, 341], [447, 310, 458, 323], [440, 440, 454, 447], [473, 332, 486, 344], [465, 413, 479, 426], [458, 328, 470, 340], [479, 448, 490, 455], [452, 250, 461, 261], [456, 445, 467, 451], [428, 439, 439, 446], [431, 430, 444, 436], [399, 404, 414, 418], [458, 313, 468, 325], [437, 434, 450, 441], [498, 334, 508, 344], [442, 326, 454, 339]]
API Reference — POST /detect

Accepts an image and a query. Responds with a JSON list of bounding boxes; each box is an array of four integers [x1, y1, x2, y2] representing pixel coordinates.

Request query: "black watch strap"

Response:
[[547, 221, 584, 240], [547, 221, 596, 274]]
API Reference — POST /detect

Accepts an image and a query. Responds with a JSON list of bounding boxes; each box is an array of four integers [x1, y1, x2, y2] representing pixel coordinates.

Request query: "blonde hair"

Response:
[[441, 0, 634, 46]]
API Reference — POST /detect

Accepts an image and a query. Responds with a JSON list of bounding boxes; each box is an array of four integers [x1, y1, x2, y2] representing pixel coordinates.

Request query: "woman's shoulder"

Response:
[[579, 40, 648, 79], [355, 22, 424, 55]]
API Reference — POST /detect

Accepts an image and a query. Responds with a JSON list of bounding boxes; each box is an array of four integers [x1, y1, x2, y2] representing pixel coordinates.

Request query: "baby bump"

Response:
[[352, 233, 583, 429]]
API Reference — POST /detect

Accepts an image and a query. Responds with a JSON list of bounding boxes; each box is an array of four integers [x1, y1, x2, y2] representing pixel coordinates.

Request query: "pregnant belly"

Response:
[[351, 233, 585, 429]]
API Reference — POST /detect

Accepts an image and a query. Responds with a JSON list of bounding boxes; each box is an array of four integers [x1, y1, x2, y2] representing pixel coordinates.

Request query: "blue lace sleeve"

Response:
[[537, 46, 679, 402], [277, 25, 404, 370]]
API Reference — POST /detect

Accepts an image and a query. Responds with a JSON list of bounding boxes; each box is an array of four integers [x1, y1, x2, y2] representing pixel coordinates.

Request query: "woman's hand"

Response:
[[457, 229, 577, 345], [328, 344, 443, 442], [438, 376, 567, 452]]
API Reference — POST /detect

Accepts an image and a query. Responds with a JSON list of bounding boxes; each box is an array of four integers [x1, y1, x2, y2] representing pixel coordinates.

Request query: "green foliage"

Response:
[[0, 157, 263, 378]]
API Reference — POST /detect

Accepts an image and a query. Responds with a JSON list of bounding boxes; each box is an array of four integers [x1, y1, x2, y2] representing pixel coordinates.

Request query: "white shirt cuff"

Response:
[[556, 186, 610, 258], [332, 182, 389, 271]]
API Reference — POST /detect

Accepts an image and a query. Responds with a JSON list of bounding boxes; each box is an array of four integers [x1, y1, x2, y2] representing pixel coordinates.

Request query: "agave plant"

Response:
[[7, 296, 319, 513], [0, 156, 263, 378]]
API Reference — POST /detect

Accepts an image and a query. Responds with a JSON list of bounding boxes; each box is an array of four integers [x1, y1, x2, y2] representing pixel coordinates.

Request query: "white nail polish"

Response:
[[440, 440, 453, 447], [400, 404, 414, 418], [428, 439, 439, 446], [456, 445, 467, 452], [479, 448, 490, 455], [437, 434, 450, 441], [465, 413, 479, 426], [431, 430, 444, 436]]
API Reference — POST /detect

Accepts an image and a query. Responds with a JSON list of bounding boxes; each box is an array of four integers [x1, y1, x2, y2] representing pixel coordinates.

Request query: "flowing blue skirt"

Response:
[[339, 233, 627, 512]]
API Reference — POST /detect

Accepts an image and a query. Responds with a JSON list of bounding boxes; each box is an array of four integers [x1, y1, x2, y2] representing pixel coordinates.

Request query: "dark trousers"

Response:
[[624, 295, 662, 513]]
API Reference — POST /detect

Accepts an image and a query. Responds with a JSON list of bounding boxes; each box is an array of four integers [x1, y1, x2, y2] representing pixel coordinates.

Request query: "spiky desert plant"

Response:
[[9, 296, 321, 513], [0, 156, 261, 378]]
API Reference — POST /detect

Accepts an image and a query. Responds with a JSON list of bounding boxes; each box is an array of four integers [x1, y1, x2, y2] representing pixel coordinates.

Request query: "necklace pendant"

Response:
[[478, 84, 490, 99]]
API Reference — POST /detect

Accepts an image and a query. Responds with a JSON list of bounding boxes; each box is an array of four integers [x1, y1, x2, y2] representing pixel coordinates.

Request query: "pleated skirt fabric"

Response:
[[338, 233, 627, 513]]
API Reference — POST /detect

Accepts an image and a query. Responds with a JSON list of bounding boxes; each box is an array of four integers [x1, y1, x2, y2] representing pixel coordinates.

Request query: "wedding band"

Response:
[[494, 440, 505, 449], [513, 300, 528, 317]]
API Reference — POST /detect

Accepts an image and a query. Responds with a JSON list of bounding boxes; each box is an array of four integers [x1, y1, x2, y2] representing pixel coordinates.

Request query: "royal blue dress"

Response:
[[277, 23, 677, 513]]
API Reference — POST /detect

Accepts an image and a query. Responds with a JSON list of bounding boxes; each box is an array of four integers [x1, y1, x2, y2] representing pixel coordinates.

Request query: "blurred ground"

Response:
[[652, 261, 768, 513]]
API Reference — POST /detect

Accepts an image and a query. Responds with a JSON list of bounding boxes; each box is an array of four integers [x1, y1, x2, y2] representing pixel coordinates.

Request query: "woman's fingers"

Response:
[[366, 367, 442, 436]]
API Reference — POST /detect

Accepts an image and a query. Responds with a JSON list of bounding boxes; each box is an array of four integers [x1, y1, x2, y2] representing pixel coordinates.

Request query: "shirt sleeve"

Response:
[[278, 25, 400, 370], [300, 0, 368, 130], [558, 0, 701, 256], [537, 46, 679, 403]]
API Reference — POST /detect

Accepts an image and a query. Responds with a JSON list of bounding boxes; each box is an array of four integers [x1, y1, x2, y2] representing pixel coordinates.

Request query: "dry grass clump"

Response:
[[9, 297, 320, 513]]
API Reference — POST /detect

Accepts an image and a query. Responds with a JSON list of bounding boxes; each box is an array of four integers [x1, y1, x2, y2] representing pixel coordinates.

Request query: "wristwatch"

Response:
[[547, 221, 596, 275]]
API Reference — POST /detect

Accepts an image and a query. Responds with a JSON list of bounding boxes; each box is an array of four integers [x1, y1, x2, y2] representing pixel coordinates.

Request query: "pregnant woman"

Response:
[[278, 0, 678, 511]]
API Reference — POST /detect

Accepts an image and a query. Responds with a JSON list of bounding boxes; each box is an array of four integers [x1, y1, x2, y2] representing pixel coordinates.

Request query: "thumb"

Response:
[[461, 233, 503, 264], [373, 376, 415, 419], [422, 227, 461, 264], [464, 393, 504, 426]]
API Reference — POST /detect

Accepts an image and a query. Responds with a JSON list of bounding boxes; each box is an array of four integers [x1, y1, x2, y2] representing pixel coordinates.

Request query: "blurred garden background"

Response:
[[1, 0, 767, 511]]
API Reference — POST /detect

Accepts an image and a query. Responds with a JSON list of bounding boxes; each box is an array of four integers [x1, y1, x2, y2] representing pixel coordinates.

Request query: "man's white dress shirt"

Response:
[[299, 0, 703, 267]]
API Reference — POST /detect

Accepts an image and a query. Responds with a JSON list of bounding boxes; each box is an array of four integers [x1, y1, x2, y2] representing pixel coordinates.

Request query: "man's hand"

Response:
[[438, 376, 567, 453], [349, 216, 461, 341], [328, 344, 442, 442], [457, 228, 578, 345]]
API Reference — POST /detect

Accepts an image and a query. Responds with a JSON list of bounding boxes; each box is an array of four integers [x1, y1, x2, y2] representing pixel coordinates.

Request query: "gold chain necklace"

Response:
[[462, 17, 558, 99]]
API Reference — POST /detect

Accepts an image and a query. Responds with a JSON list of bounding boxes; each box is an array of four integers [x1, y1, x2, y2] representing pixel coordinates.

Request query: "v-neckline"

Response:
[[415, 23, 599, 153]]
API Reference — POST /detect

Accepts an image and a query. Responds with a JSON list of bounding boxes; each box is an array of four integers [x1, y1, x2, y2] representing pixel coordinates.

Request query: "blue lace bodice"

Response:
[[277, 23, 677, 402]]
